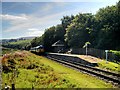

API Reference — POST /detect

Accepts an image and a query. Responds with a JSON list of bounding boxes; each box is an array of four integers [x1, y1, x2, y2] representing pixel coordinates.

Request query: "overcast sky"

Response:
[[0, 0, 119, 39]]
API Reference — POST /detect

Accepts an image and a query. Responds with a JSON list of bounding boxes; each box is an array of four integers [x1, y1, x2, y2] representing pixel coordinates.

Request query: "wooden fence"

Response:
[[71, 48, 116, 62]]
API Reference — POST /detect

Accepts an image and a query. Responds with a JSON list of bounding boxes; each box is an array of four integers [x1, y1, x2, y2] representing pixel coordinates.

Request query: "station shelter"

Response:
[[52, 40, 65, 53]]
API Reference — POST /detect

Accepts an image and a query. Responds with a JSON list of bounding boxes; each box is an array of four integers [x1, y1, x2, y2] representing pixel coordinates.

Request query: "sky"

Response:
[[0, 0, 119, 39]]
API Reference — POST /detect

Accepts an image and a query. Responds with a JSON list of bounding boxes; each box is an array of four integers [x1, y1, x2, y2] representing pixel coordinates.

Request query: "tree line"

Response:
[[18, 1, 120, 51]]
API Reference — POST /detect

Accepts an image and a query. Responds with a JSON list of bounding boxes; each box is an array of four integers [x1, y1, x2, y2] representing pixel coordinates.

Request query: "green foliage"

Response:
[[61, 15, 74, 28], [43, 26, 56, 51], [110, 50, 120, 62], [65, 13, 94, 48], [110, 50, 120, 56], [31, 36, 43, 47], [43, 25, 65, 51], [95, 4, 120, 50]]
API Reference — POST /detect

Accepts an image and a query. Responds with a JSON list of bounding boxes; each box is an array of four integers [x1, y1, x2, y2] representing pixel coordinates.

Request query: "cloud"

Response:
[[27, 28, 44, 36], [2, 5, 90, 34], [1, 14, 28, 21], [3, 12, 64, 33], [28, 28, 39, 31]]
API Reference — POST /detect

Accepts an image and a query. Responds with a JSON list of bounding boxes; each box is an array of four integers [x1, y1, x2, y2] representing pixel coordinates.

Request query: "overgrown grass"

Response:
[[97, 60, 120, 73], [2, 51, 77, 88], [2, 51, 117, 88], [40, 57, 115, 88]]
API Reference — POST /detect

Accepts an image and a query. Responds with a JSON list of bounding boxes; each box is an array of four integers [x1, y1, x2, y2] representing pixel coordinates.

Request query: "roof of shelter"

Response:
[[52, 40, 65, 47]]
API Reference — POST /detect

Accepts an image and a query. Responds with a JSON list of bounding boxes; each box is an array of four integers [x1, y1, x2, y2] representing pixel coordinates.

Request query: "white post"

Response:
[[105, 50, 108, 63], [106, 51, 107, 62], [86, 44, 87, 55]]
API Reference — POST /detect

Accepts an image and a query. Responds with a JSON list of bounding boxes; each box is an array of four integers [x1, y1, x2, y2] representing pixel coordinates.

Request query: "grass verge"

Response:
[[97, 60, 120, 73], [2, 51, 117, 88]]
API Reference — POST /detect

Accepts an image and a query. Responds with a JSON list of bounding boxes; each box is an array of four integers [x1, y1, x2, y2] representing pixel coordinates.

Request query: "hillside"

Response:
[[2, 51, 116, 88], [2, 39, 32, 50], [8, 39, 32, 45], [1, 36, 35, 44]]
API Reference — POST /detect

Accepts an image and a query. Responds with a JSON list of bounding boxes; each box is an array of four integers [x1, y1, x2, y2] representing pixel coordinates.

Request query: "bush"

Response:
[[110, 50, 120, 62]]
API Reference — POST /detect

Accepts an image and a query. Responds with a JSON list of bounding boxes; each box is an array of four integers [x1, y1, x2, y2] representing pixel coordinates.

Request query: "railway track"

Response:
[[45, 55, 120, 87]]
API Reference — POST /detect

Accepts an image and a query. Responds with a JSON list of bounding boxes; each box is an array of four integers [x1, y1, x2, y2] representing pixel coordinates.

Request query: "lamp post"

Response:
[[83, 42, 90, 55]]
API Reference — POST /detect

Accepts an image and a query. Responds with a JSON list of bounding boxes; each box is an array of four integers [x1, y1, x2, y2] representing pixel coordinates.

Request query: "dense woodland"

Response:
[[30, 1, 120, 51], [3, 1, 120, 52]]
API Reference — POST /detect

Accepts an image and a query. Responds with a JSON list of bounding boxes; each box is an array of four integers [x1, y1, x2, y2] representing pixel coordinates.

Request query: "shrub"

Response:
[[110, 50, 120, 62]]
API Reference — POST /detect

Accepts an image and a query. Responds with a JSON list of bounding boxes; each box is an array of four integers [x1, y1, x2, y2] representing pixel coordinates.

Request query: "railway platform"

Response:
[[48, 53, 103, 67]]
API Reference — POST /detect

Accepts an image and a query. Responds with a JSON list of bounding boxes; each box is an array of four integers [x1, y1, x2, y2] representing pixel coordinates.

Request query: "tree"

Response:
[[65, 13, 94, 48], [95, 4, 120, 50], [61, 15, 74, 29], [31, 36, 43, 47], [54, 24, 65, 41]]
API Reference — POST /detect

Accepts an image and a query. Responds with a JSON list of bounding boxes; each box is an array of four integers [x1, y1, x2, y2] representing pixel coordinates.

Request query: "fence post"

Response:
[[32, 84, 34, 90], [12, 84, 15, 90], [105, 50, 108, 63]]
